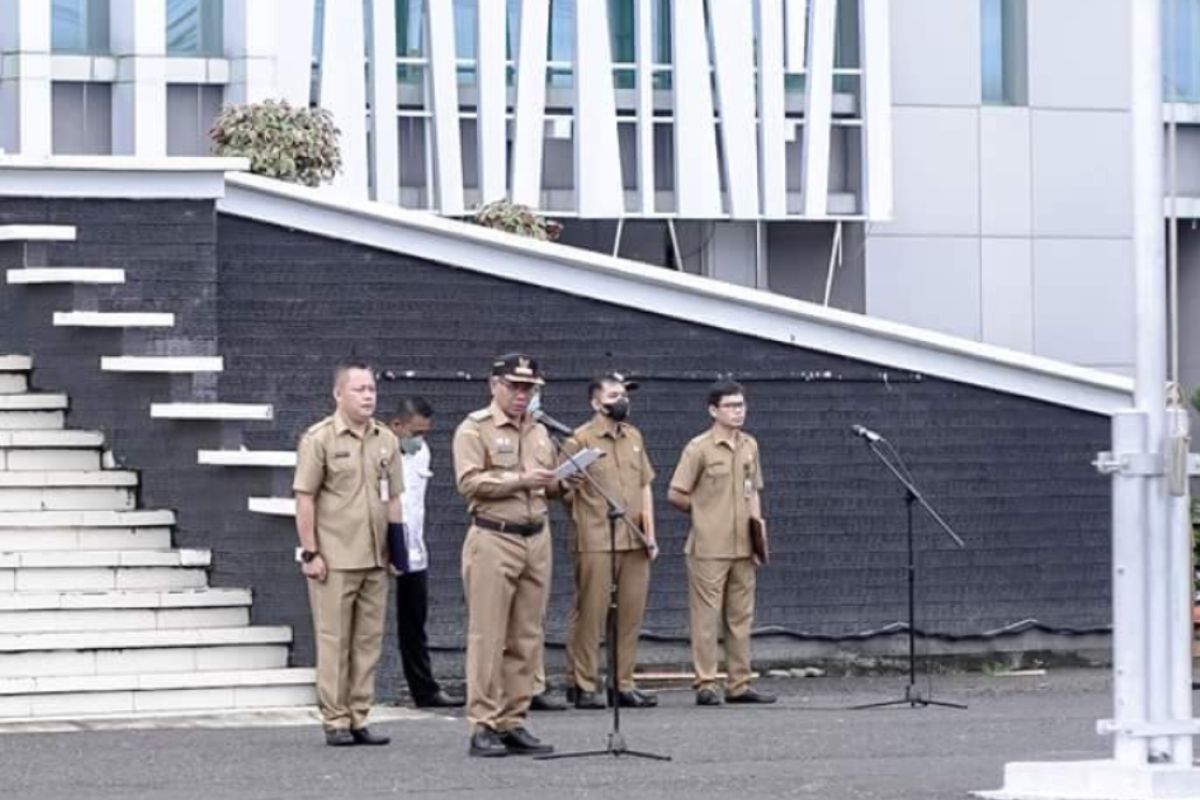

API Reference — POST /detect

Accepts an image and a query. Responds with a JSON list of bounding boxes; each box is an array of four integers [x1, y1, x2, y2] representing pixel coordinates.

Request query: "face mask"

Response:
[[399, 436, 423, 455], [601, 397, 630, 422], [527, 392, 542, 415]]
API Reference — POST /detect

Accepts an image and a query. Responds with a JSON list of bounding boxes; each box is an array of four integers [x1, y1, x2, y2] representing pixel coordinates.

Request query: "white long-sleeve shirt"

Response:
[[399, 440, 432, 573]]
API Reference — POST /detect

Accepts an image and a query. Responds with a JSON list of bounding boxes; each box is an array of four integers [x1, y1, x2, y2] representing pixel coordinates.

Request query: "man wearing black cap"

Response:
[[561, 373, 659, 710], [452, 353, 563, 757]]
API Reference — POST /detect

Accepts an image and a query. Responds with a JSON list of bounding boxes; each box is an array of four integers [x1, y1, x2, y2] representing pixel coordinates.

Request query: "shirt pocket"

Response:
[[704, 459, 732, 481], [490, 450, 521, 470], [326, 453, 361, 492]]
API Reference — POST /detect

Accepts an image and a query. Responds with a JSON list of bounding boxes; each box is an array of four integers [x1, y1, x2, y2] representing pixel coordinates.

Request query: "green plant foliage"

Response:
[[473, 200, 563, 242], [209, 100, 341, 187]]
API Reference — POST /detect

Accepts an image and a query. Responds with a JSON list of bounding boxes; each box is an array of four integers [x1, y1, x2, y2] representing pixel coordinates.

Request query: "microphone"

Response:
[[532, 409, 575, 438], [851, 424, 883, 443]]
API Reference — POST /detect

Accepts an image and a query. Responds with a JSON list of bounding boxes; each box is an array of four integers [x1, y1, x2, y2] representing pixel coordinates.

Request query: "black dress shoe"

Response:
[[616, 689, 659, 708], [574, 690, 607, 710], [469, 725, 509, 758], [726, 687, 777, 704], [325, 728, 356, 747], [500, 726, 554, 756], [529, 692, 568, 711], [696, 688, 721, 706], [414, 690, 465, 708], [351, 727, 391, 745], [565, 685, 579, 704]]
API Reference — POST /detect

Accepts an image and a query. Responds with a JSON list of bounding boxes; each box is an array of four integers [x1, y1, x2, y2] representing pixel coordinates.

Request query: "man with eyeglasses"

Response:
[[452, 353, 564, 757], [668, 379, 776, 707]]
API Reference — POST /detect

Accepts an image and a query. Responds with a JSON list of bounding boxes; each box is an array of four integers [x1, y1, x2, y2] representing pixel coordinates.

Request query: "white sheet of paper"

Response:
[[553, 448, 605, 480]]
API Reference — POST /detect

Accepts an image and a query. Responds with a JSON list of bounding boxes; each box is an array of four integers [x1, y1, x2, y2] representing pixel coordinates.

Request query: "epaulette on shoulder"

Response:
[[468, 408, 492, 422]]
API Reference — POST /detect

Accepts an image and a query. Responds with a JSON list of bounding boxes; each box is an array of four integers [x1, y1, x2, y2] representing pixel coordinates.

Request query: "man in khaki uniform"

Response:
[[453, 353, 563, 758], [668, 379, 776, 706], [562, 372, 659, 710], [294, 359, 405, 746]]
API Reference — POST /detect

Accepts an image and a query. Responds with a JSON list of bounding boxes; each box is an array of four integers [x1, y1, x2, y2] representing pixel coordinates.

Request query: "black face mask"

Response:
[[601, 397, 630, 422]]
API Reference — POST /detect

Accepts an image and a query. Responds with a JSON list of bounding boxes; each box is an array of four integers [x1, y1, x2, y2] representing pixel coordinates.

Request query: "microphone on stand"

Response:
[[532, 408, 575, 438], [851, 424, 883, 443]]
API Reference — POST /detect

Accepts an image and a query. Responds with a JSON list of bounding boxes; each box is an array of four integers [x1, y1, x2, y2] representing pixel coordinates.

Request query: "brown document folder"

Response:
[[750, 517, 769, 565]]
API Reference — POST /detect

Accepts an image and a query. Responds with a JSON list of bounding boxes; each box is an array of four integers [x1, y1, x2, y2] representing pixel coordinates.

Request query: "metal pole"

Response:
[[1129, 0, 1174, 763]]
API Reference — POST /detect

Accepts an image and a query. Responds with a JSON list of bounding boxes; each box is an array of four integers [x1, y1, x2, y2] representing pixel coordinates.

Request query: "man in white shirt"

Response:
[[389, 396, 463, 709]]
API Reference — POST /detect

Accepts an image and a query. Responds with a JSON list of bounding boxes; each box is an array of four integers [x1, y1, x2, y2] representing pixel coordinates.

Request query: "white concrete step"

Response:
[[0, 678, 315, 719], [0, 509, 174, 528], [247, 497, 295, 517], [0, 430, 105, 448], [6, 268, 125, 285], [0, 356, 32, 372], [0, 605, 249, 634], [0, 470, 136, 487], [1, 565, 208, 592], [0, 374, 27, 394], [0, 225, 75, 242], [151, 403, 273, 421], [0, 486, 135, 511], [0, 549, 209, 569], [198, 450, 296, 467], [0, 642, 290, 678], [0, 626, 292, 654], [0, 526, 170, 552], [0, 411, 64, 430], [0, 666, 314, 698], [53, 311, 176, 328], [0, 394, 66, 411], [101, 356, 222, 373], [0, 587, 251, 612], [0, 449, 101, 471]]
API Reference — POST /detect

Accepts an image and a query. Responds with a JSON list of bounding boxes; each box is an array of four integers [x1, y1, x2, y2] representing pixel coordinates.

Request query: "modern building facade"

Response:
[[1, 0, 1196, 384]]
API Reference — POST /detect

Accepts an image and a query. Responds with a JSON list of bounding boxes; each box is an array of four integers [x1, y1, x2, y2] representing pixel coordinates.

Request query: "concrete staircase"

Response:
[[0, 355, 315, 721]]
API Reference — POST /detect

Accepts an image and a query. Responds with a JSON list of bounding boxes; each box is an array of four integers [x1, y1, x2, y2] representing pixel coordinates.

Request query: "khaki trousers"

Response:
[[462, 525, 551, 731], [307, 567, 389, 730], [686, 556, 756, 695], [566, 549, 651, 692]]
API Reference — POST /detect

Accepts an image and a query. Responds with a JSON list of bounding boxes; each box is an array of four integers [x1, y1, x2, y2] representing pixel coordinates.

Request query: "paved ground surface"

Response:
[[0, 669, 1114, 800]]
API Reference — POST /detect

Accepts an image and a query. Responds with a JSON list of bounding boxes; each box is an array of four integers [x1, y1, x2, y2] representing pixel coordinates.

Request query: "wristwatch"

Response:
[[295, 547, 320, 564]]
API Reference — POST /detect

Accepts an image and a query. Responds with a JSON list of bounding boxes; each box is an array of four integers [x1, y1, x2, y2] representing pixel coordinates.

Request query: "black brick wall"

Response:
[[0, 197, 1113, 700]]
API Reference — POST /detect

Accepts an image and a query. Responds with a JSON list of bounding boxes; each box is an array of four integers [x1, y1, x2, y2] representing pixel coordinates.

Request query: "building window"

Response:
[[166, 85, 224, 155], [1165, 0, 1200, 102], [166, 0, 224, 56], [51, 82, 112, 154], [981, 0, 1027, 105], [52, 0, 110, 54]]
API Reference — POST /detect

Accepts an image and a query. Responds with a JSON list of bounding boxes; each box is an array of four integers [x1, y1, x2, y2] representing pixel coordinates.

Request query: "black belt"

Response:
[[473, 516, 545, 537]]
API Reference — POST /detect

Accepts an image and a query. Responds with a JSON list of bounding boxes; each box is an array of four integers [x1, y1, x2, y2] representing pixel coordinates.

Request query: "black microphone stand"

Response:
[[850, 431, 968, 711], [535, 426, 671, 762]]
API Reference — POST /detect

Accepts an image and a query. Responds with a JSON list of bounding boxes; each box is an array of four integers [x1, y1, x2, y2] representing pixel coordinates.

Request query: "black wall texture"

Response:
[[0, 197, 1112, 698]]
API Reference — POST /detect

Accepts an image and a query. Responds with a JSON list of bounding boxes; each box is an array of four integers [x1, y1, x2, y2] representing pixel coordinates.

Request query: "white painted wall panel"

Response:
[[1028, 0, 1129, 111], [574, 0, 624, 217], [785, 0, 808, 71], [1031, 110, 1131, 238], [426, 0, 464, 213], [980, 107, 1032, 236], [889, 0, 980, 106], [274, 0, 314, 107], [709, 1, 760, 218], [758, 0, 788, 218], [1033, 238, 1134, 369], [981, 237, 1033, 352], [512, 0, 551, 207], [860, 0, 893, 221], [476, 0, 507, 204], [864, 235, 982, 340], [802, 0, 836, 216], [368, 0, 399, 203], [671, 0, 722, 217], [319, 0, 369, 198]]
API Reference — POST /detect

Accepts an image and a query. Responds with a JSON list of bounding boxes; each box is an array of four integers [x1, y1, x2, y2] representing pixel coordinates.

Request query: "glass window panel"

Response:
[[396, 0, 423, 56], [548, 0, 574, 61], [834, 0, 860, 68], [652, 0, 671, 65], [52, 0, 110, 54], [981, 0, 1027, 105], [1165, 0, 1200, 101], [52, 82, 111, 155], [167, 0, 224, 56], [455, 0, 476, 60]]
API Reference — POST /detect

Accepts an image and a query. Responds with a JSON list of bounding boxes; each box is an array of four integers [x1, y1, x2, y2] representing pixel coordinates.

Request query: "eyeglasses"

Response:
[[718, 401, 746, 410]]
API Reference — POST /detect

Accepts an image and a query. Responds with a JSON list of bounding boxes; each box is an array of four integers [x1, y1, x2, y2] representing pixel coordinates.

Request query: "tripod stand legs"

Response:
[[851, 682, 967, 710]]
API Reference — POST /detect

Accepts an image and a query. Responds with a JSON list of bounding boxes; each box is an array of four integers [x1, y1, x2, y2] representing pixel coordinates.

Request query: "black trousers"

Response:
[[395, 570, 441, 702]]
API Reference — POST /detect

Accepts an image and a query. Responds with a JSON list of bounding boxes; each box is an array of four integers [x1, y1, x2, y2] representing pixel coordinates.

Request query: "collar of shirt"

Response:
[[710, 425, 742, 450], [488, 401, 530, 432], [587, 413, 625, 439], [333, 412, 377, 439]]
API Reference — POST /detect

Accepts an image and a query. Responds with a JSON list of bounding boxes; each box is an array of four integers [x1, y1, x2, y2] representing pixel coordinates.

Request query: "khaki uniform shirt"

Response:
[[293, 413, 404, 570], [669, 428, 764, 559], [452, 403, 558, 525], [562, 416, 655, 552]]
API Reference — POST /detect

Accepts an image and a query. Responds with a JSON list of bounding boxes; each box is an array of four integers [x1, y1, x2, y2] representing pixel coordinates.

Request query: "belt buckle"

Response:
[[497, 520, 508, 533]]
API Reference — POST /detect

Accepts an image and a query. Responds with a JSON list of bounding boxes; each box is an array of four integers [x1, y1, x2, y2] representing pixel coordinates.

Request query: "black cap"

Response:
[[491, 353, 545, 385], [589, 371, 639, 395]]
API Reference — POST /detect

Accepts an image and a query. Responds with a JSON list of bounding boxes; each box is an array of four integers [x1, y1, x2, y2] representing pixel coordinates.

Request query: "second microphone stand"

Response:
[[850, 431, 968, 711], [536, 429, 671, 763]]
